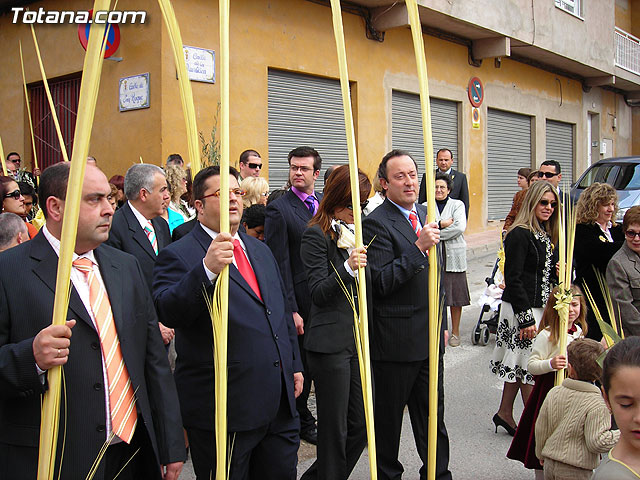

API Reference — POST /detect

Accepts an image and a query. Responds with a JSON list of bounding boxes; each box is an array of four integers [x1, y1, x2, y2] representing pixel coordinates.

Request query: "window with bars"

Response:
[[554, 0, 582, 18], [28, 75, 81, 169]]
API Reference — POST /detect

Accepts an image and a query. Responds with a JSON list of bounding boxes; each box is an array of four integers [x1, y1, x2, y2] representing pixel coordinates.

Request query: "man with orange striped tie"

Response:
[[0, 163, 185, 480]]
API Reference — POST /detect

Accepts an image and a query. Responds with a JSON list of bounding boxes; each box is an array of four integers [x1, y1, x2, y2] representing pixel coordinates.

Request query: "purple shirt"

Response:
[[291, 186, 319, 215]]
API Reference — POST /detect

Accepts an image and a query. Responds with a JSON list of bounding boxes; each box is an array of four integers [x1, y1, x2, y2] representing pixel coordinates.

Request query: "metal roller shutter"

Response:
[[267, 69, 348, 191], [546, 120, 574, 185], [391, 91, 459, 173], [487, 109, 532, 220]]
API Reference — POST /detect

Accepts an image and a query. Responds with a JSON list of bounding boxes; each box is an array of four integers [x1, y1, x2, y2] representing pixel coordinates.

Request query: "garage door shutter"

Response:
[[487, 109, 532, 220], [546, 120, 574, 185], [391, 91, 459, 173], [267, 69, 348, 191]]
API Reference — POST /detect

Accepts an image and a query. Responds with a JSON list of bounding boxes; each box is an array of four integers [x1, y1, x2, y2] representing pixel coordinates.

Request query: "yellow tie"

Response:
[[73, 258, 138, 444]]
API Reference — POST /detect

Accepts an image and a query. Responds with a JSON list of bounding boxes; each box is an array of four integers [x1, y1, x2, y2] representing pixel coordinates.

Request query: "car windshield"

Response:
[[577, 163, 640, 190]]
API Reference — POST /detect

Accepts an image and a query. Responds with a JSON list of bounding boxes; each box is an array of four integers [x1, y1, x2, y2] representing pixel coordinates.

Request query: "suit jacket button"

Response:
[[266, 309, 272, 315], [96, 425, 105, 433], [91, 342, 99, 350], [273, 361, 280, 367], [93, 383, 102, 391], [274, 334, 279, 340]]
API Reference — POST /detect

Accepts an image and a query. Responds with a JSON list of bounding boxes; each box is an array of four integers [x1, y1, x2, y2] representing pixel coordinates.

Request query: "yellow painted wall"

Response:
[[633, 109, 640, 155]]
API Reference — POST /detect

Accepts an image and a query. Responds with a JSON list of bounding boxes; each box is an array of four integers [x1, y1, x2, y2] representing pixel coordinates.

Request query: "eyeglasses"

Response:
[[3, 190, 22, 200], [7, 158, 20, 164], [625, 230, 640, 239], [347, 200, 369, 211], [200, 188, 246, 200], [290, 165, 314, 173], [247, 163, 262, 169], [539, 199, 557, 208], [537, 171, 559, 179]]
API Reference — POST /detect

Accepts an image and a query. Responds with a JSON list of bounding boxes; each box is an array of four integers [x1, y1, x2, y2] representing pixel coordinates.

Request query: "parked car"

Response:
[[570, 156, 640, 223]]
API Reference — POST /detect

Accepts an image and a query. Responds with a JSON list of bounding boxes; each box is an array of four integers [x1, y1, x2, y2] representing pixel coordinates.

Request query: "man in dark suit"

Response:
[[0, 163, 185, 480], [105, 163, 174, 345], [418, 148, 469, 217], [153, 166, 303, 480], [264, 146, 323, 444], [363, 149, 452, 480]]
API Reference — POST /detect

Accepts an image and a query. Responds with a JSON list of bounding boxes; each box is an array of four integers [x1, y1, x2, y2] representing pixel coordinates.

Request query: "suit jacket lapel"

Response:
[[30, 232, 93, 328], [235, 233, 265, 304], [288, 191, 312, 224], [383, 200, 418, 244], [123, 203, 157, 260], [94, 246, 124, 338]]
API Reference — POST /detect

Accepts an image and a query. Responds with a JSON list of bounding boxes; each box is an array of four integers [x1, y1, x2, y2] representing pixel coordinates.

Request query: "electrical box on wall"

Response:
[[601, 138, 613, 156]]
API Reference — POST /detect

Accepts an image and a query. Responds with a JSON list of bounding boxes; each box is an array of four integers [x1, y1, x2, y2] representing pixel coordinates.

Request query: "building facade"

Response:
[[1, 0, 639, 234]]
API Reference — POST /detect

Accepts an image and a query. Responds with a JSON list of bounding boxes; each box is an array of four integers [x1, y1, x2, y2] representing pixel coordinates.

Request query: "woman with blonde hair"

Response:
[[574, 182, 623, 340], [490, 181, 559, 436], [240, 176, 269, 208], [165, 164, 194, 233]]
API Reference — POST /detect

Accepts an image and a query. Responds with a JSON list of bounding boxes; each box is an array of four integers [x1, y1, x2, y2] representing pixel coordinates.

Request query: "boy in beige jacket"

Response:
[[535, 338, 619, 480]]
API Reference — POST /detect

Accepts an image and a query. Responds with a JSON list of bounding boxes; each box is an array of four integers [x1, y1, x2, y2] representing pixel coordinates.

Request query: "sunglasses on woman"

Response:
[[625, 230, 640, 239], [538, 199, 557, 208], [3, 190, 22, 200], [347, 200, 369, 211]]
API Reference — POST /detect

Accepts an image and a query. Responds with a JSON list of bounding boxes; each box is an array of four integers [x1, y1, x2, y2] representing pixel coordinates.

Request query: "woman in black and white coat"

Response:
[[490, 181, 559, 436], [300, 165, 371, 480]]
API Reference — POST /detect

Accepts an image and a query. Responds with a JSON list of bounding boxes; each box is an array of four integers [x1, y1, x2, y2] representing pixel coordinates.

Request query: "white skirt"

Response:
[[490, 301, 543, 385]]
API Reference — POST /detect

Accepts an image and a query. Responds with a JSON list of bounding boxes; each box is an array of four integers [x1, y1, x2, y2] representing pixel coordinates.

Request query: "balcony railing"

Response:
[[615, 27, 640, 76]]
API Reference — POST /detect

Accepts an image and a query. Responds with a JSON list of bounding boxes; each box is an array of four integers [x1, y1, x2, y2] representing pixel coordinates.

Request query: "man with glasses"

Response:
[[5, 152, 39, 189], [264, 146, 323, 445], [238, 149, 263, 181], [153, 166, 303, 479], [538, 160, 562, 189]]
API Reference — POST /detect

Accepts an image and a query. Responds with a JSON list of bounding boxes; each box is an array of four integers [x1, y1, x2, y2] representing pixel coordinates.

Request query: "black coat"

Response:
[[264, 189, 322, 319], [573, 222, 624, 339], [105, 202, 171, 294], [419, 169, 469, 217], [502, 226, 557, 328], [0, 233, 185, 479], [300, 225, 371, 354], [362, 199, 430, 361], [152, 224, 302, 432]]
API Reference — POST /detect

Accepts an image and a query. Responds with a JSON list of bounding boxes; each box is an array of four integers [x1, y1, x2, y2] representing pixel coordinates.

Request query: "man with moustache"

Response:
[[0, 163, 184, 479], [153, 166, 303, 479], [363, 149, 452, 480]]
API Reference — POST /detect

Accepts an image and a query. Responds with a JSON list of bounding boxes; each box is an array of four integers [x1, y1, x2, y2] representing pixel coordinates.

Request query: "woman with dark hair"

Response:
[[573, 182, 623, 340], [490, 181, 559, 436], [1, 176, 37, 239], [434, 172, 469, 347], [108, 174, 126, 208], [300, 165, 371, 480]]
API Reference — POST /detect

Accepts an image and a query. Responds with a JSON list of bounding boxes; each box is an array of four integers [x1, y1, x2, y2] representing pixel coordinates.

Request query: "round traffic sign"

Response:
[[77, 10, 120, 59], [468, 77, 484, 107]]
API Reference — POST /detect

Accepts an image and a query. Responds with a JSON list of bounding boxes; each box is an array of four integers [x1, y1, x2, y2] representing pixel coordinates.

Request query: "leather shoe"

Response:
[[300, 427, 318, 445]]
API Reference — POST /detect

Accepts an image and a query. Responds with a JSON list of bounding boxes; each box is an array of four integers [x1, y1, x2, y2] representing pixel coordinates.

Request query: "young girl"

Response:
[[507, 284, 587, 477], [592, 336, 640, 479]]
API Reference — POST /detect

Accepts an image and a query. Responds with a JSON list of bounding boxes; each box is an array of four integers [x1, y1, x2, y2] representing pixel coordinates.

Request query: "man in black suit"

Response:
[[0, 163, 185, 479], [418, 148, 469, 217], [363, 149, 452, 480], [264, 146, 323, 444], [153, 166, 303, 480], [105, 163, 174, 345]]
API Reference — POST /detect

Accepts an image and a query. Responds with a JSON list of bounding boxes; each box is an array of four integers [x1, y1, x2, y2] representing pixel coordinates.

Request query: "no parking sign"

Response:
[[77, 10, 120, 58]]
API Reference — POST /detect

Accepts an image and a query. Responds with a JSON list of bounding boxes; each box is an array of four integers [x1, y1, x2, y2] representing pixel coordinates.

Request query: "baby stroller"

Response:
[[471, 259, 502, 346]]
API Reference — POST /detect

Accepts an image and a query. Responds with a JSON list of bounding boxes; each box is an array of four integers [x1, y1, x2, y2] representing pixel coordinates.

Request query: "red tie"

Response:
[[409, 210, 420, 237], [233, 239, 262, 300]]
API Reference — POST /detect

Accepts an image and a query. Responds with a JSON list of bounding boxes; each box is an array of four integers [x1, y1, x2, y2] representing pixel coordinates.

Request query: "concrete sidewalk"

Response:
[[465, 227, 502, 260]]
